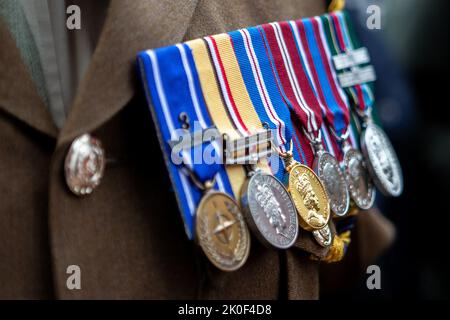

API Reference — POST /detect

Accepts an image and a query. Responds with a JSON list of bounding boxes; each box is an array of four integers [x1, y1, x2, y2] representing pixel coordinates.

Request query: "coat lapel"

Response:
[[58, 0, 199, 146], [0, 19, 58, 138]]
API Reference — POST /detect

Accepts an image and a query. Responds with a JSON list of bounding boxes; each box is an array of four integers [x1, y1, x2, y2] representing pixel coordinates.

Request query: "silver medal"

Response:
[[312, 224, 332, 247], [361, 123, 403, 197], [343, 143, 376, 210], [313, 148, 350, 217], [241, 170, 299, 249], [308, 131, 349, 217]]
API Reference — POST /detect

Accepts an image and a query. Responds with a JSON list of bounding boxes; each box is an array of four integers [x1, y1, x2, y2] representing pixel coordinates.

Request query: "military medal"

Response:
[[240, 165, 299, 249], [186, 132, 252, 272], [304, 130, 349, 219], [138, 9, 404, 273], [195, 178, 250, 272], [329, 128, 375, 211], [278, 142, 330, 231], [342, 137, 376, 209], [360, 117, 403, 197], [313, 142, 349, 216]]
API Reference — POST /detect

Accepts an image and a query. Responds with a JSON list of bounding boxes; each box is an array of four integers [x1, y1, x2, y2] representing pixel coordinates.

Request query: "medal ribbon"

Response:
[[186, 38, 247, 198], [228, 29, 288, 149], [328, 11, 375, 113], [248, 26, 313, 165], [319, 12, 369, 147], [259, 22, 324, 136], [267, 20, 337, 160], [228, 26, 310, 179], [200, 34, 272, 174], [294, 18, 350, 137], [259, 22, 348, 165], [138, 44, 234, 239], [187, 35, 273, 200], [258, 23, 323, 167], [203, 34, 261, 135], [290, 17, 352, 159]]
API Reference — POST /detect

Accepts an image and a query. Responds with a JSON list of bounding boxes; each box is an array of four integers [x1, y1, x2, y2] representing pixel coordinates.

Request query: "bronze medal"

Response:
[[196, 191, 250, 272]]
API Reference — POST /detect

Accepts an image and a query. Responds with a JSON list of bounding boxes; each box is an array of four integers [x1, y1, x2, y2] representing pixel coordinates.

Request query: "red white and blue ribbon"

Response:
[[290, 17, 352, 159]]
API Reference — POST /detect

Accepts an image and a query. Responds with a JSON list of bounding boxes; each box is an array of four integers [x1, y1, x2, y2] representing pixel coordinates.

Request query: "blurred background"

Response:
[[324, 0, 450, 299]]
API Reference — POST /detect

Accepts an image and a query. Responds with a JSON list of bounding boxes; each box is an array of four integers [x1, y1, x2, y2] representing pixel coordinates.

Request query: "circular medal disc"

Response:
[[241, 172, 298, 249], [361, 123, 403, 197], [288, 164, 330, 231], [314, 151, 350, 217], [196, 191, 250, 272], [312, 224, 333, 247], [343, 147, 376, 210]]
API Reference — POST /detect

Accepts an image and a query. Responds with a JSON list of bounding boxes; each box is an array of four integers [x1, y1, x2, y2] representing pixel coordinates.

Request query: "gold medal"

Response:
[[278, 142, 331, 231]]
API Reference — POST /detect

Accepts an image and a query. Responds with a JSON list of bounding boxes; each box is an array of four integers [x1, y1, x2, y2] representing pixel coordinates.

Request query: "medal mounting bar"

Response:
[[223, 129, 272, 165], [332, 47, 370, 70], [338, 65, 376, 88]]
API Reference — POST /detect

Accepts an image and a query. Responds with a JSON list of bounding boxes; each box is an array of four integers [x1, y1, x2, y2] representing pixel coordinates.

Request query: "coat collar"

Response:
[[0, 0, 199, 143], [58, 0, 199, 146], [0, 18, 58, 138]]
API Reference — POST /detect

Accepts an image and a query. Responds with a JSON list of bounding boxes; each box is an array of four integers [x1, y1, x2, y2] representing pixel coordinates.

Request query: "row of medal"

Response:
[[138, 11, 404, 272], [194, 112, 403, 271]]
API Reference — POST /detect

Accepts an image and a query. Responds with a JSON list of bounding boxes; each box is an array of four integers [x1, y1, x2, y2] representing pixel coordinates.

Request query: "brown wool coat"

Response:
[[0, 0, 395, 299]]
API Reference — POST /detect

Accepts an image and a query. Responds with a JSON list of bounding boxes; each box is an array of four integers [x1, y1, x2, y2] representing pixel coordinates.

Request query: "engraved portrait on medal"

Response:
[[296, 172, 327, 228], [242, 172, 298, 249], [315, 151, 350, 217], [288, 164, 330, 231]]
